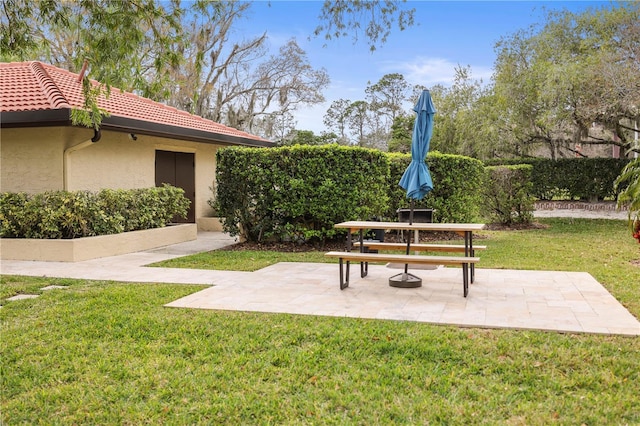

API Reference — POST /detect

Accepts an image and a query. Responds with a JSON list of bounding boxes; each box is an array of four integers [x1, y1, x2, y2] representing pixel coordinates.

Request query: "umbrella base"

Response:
[[389, 272, 422, 288]]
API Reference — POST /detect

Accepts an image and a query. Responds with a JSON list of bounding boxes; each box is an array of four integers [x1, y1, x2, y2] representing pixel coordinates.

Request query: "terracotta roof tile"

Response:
[[0, 61, 270, 143]]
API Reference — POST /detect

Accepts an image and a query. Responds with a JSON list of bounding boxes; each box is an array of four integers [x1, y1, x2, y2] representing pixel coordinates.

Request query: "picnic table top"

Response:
[[333, 221, 486, 232]]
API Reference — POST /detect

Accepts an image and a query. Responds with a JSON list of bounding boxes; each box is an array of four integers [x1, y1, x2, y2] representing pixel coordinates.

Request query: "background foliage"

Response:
[[482, 165, 535, 225], [484, 158, 631, 201], [212, 145, 389, 243], [0, 186, 189, 239], [615, 158, 640, 227], [1, 0, 413, 139]]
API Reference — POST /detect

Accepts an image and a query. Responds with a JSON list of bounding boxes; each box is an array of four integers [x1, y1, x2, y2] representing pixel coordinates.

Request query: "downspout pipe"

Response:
[[91, 128, 101, 143], [63, 129, 101, 190]]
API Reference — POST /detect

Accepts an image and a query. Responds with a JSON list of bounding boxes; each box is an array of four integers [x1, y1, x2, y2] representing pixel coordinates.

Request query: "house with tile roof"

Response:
[[0, 61, 273, 230]]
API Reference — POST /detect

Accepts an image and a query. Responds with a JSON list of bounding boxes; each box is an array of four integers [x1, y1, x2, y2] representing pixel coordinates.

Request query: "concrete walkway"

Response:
[[533, 207, 628, 220], [2, 225, 639, 336]]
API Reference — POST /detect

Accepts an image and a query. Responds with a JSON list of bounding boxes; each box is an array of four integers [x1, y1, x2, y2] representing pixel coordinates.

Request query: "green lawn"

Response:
[[2, 218, 639, 424]]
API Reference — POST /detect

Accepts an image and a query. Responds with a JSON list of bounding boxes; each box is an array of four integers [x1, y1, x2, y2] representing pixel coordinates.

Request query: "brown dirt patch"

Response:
[[483, 222, 550, 231]]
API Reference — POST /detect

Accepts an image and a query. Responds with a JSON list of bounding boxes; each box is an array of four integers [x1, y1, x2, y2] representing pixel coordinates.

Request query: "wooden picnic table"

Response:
[[326, 221, 486, 296]]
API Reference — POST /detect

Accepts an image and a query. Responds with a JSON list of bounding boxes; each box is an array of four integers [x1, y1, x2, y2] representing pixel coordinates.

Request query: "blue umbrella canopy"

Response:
[[399, 90, 436, 200]]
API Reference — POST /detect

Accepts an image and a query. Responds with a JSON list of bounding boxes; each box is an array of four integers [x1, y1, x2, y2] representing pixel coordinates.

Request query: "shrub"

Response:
[[212, 145, 389, 243], [484, 157, 631, 200], [615, 158, 640, 245], [213, 147, 485, 243], [482, 165, 535, 225], [387, 152, 485, 222], [0, 185, 189, 239], [0, 192, 30, 238]]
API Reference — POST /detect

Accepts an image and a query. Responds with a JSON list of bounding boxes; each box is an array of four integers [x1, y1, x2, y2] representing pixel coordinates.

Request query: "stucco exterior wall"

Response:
[[1, 127, 71, 192], [67, 131, 153, 190], [1, 126, 223, 224]]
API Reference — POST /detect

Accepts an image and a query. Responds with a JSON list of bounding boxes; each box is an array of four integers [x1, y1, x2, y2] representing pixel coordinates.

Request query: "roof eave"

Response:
[[0, 110, 273, 148], [0, 109, 71, 127], [101, 115, 273, 148]]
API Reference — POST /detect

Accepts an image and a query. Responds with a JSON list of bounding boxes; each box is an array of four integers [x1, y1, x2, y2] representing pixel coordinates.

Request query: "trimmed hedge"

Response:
[[484, 158, 631, 200], [483, 165, 535, 225], [387, 152, 485, 223], [212, 145, 390, 243], [213, 146, 485, 242], [0, 185, 190, 239]]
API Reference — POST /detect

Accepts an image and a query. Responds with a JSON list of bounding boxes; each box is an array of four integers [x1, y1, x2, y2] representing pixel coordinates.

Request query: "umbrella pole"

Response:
[[404, 199, 414, 274], [389, 199, 422, 288]]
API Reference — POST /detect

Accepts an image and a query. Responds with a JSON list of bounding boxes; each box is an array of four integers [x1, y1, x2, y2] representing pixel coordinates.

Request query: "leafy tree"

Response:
[[166, 0, 330, 138], [162, 1, 267, 117], [388, 114, 413, 153], [281, 130, 317, 146], [426, 66, 495, 158], [2, 0, 411, 133], [1, 0, 183, 129], [325, 75, 415, 150], [220, 36, 329, 138], [24, 1, 329, 139], [255, 112, 297, 144], [492, 2, 640, 158], [365, 73, 411, 127], [323, 98, 352, 144], [345, 100, 370, 147], [278, 130, 340, 146], [317, 131, 342, 145]]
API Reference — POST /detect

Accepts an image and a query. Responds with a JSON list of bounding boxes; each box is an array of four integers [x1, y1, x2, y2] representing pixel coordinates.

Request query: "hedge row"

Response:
[[212, 145, 390, 243], [0, 185, 190, 239], [388, 152, 485, 223], [212, 146, 485, 242], [484, 158, 631, 200]]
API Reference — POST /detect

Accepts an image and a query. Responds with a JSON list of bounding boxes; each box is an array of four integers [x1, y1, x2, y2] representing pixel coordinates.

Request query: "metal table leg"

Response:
[[465, 231, 476, 283], [359, 229, 368, 278]]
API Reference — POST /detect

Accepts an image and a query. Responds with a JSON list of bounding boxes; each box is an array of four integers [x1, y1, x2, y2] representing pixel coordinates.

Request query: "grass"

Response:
[[2, 218, 639, 424], [151, 248, 330, 271]]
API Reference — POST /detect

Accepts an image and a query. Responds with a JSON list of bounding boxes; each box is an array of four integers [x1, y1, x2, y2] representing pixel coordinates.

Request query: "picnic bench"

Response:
[[326, 221, 486, 297], [353, 241, 487, 254]]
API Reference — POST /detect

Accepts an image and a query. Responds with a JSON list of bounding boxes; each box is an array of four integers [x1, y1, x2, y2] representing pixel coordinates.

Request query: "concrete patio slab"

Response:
[[166, 262, 640, 336]]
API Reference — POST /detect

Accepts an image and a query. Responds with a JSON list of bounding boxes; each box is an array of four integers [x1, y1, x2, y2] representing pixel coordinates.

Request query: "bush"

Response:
[[484, 158, 631, 200], [213, 147, 486, 243], [482, 165, 535, 225], [212, 145, 389, 243], [0, 185, 189, 239], [615, 158, 640, 245], [387, 152, 485, 222]]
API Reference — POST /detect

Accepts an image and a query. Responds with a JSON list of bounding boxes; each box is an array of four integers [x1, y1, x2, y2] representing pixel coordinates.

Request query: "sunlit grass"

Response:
[[151, 249, 332, 271], [2, 218, 639, 424]]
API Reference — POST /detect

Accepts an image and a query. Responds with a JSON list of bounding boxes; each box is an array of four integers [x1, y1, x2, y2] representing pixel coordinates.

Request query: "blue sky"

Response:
[[234, 1, 613, 133]]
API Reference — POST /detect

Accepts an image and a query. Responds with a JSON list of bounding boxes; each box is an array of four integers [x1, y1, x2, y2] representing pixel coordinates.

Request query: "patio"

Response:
[[3, 231, 637, 336], [165, 261, 640, 336]]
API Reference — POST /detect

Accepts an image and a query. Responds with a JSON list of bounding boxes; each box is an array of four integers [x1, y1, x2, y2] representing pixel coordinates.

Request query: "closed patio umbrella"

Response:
[[390, 89, 436, 287]]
